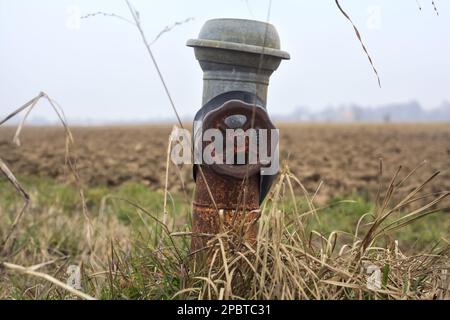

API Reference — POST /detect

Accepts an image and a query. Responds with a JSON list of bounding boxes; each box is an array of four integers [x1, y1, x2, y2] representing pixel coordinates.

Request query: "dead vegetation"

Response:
[[1, 154, 448, 299], [179, 165, 449, 300]]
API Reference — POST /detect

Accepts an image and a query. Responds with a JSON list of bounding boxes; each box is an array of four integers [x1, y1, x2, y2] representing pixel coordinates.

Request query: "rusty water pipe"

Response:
[[187, 18, 290, 252]]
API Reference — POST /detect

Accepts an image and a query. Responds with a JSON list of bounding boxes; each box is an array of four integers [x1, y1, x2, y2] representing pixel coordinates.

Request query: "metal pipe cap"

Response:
[[187, 18, 290, 60]]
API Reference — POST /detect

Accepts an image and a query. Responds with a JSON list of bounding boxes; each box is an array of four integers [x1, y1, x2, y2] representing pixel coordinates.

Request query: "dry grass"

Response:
[[1, 156, 447, 299], [168, 165, 449, 300]]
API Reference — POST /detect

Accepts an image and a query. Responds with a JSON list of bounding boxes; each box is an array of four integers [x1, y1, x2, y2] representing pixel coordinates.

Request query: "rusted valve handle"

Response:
[[202, 99, 276, 179]]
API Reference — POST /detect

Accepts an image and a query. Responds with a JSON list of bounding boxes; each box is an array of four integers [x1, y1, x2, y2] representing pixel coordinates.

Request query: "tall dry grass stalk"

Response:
[[0, 92, 93, 256], [335, 0, 381, 87]]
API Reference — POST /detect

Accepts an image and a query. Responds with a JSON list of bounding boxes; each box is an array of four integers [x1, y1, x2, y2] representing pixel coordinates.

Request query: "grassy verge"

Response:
[[0, 172, 448, 299]]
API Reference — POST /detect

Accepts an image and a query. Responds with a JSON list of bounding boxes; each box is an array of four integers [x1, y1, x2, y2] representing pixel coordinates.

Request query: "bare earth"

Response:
[[0, 123, 449, 205]]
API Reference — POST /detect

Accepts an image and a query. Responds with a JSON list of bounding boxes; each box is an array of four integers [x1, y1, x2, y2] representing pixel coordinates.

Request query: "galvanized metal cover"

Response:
[[187, 18, 290, 60]]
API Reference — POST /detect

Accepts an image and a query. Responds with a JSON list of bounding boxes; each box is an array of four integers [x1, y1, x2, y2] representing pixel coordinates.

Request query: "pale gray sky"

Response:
[[1, 0, 449, 122]]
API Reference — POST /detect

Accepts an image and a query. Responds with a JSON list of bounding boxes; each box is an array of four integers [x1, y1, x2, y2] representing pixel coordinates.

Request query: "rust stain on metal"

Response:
[[191, 166, 260, 252]]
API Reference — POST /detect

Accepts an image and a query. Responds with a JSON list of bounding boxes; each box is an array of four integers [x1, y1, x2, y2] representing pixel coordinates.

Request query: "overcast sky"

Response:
[[1, 0, 449, 123]]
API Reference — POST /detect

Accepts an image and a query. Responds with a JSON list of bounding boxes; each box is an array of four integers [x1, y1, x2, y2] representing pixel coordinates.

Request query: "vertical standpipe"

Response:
[[187, 18, 290, 252]]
